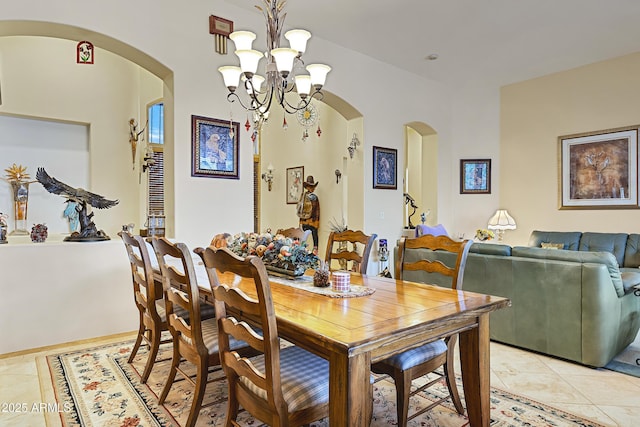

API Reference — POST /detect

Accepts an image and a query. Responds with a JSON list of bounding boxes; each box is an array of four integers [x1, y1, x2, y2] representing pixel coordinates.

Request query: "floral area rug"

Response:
[[40, 339, 607, 427], [605, 332, 640, 378]]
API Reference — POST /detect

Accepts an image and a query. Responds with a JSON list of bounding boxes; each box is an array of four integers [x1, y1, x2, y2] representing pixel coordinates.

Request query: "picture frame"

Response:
[[559, 125, 639, 209], [373, 146, 397, 189], [286, 166, 304, 204], [191, 115, 239, 179], [460, 159, 491, 194]]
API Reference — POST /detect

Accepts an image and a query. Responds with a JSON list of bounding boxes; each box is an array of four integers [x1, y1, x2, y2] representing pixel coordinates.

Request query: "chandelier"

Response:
[[218, 0, 331, 127]]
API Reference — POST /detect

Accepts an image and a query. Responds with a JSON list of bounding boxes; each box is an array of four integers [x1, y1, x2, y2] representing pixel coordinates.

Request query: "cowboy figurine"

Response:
[[296, 175, 320, 253]]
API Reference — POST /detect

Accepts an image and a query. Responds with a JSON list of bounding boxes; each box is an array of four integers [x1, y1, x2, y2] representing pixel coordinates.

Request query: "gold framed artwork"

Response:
[[191, 115, 239, 179], [559, 125, 639, 209], [286, 166, 304, 204]]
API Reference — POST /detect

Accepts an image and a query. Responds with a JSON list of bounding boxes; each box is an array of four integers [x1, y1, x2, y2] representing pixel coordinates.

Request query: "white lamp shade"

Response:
[[218, 66, 242, 90], [285, 29, 311, 53], [306, 64, 331, 87], [235, 49, 263, 75], [249, 75, 265, 93], [229, 31, 256, 50], [271, 48, 298, 75], [294, 75, 312, 96], [487, 209, 517, 230]]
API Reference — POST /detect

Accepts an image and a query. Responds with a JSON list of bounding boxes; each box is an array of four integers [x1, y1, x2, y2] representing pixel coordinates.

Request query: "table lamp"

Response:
[[487, 209, 516, 241]]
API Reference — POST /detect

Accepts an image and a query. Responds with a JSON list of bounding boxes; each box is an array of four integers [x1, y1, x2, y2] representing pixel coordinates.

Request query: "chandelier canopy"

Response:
[[218, 0, 331, 124]]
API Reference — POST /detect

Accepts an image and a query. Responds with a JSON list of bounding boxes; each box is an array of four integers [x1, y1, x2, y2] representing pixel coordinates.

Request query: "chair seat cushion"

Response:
[[240, 345, 329, 412], [155, 300, 215, 323], [380, 339, 448, 370], [182, 317, 250, 353]]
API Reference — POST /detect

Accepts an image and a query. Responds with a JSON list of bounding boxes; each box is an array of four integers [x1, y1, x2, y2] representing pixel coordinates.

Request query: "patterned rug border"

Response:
[[40, 339, 608, 427]]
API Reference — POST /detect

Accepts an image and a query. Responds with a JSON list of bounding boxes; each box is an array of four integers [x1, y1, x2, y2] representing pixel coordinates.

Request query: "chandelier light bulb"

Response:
[[250, 75, 265, 93], [285, 29, 311, 54], [306, 64, 331, 89], [294, 75, 312, 97], [229, 31, 256, 50], [271, 48, 298, 77], [218, 66, 242, 92], [235, 49, 263, 77]]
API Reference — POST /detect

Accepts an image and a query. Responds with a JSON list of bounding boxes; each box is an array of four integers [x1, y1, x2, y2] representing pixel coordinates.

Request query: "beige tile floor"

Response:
[[1, 332, 639, 427]]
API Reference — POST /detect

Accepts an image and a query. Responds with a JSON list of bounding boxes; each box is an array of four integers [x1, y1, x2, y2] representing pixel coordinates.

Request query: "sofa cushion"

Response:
[[415, 224, 448, 237], [512, 246, 624, 297], [620, 270, 640, 295], [528, 231, 581, 251], [579, 232, 628, 266], [623, 234, 640, 268], [470, 242, 512, 256]]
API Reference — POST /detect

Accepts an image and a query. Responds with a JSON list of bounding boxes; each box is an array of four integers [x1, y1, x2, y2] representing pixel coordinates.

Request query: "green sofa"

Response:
[[399, 231, 640, 367]]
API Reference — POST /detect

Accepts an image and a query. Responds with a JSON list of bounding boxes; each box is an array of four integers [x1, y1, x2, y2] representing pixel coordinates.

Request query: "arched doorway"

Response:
[[404, 122, 438, 229]]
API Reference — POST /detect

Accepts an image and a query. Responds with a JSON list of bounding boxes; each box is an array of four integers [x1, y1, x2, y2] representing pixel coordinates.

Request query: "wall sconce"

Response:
[[335, 169, 342, 183], [141, 147, 156, 173], [348, 133, 360, 159], [487, 209, 517, 241], [262, 163, 274, 191]]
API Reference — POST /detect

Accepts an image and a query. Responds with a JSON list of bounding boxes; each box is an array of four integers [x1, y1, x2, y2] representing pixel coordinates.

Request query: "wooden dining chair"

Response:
[[276, 226, 311, 244], [371, 234, 473, 426], [324, 229, 377, 274], [151, 237, 254, 427], [195, 246, 330, 427], [119, 231, 173, 383]]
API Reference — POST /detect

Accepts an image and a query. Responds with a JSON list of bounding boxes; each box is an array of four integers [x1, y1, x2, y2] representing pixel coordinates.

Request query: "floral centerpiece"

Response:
[[475, 228, 495, 241], [223, 231, 320, 276]]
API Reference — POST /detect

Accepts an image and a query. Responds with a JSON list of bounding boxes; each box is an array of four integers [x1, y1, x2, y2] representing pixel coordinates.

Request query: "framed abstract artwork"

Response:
[[460, 159, 491, 194], [191, 115, 239, 179], [286, 166, 304, 204], [373, 146, 397, 189], [559, 125, 639, 209]]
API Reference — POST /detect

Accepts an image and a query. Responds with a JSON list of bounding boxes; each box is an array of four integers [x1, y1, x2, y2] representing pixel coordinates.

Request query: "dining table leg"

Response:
[[459, 313, 491, 427], [329, 350, 371, 426]]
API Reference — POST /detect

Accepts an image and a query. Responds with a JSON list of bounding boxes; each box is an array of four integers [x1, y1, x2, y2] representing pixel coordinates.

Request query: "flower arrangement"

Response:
[[225, 231, 320, 276], [475, 229, 495, 241]]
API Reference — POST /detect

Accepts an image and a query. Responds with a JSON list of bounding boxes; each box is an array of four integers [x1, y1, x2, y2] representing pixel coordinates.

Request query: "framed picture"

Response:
[[191, 115, 239, 179], [373, 146, 397, 189], [286, 166, 304, 204], [460, 159, 491, 194], [559, 125, 639, 209]]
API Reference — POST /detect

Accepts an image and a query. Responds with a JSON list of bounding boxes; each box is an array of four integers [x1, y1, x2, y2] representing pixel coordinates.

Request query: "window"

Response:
[[147, 102, 164, 215]]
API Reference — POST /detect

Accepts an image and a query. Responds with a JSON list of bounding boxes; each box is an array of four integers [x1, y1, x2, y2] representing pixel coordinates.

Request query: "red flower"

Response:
[[83, 381, 100, 391], [120, 417, 141, 427]]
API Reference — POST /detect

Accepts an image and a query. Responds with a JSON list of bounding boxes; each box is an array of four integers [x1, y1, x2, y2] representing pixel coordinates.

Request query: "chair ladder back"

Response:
[[396, 235, 472, 289], [198, 247, 287, 419], [119, 232, 161, 317], [151, 237, 206, 352], [325, 230, 377, 274], [276, 227, 311, 244]]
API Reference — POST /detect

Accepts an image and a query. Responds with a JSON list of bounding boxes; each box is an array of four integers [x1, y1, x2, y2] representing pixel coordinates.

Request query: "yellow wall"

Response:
[[501, 52, 640, 244]]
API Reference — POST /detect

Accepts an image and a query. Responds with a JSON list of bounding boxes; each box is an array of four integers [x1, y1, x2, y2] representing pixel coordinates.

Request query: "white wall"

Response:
[[0, 115, 88, 235]]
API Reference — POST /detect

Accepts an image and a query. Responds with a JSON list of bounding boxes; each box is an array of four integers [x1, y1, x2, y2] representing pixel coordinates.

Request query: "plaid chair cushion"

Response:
[[240, 345, 330, 412], [155, 300, 215, 323], [382, 339, 447, 370], [182, 318, 249, 353]]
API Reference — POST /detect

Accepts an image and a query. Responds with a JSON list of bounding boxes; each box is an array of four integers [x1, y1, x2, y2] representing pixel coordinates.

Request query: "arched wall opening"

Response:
[[258, 90, 364, 260], [0, 20, 174, 236], [404, 121, 438, 230]]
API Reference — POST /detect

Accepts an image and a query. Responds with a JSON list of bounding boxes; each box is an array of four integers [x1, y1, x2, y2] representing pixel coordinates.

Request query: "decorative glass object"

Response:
[[4, 164, 33, 235], [30, 223, 48, 243]]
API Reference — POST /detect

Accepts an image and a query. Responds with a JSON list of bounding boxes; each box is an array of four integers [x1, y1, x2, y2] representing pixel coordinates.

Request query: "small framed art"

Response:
[[191, 115, 239, 179], [286, 166, 304, 204], [373, 146, 397, 189], [559, 125, 639, 209], [460, 159, 491, 194]]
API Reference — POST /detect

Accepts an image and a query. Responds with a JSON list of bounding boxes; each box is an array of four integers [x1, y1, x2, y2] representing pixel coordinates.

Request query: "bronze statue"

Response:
[[36, 167, 119, 241]]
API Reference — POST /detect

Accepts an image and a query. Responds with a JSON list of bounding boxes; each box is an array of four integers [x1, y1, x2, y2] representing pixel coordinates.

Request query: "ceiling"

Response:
[[227, 0, 640, 89]]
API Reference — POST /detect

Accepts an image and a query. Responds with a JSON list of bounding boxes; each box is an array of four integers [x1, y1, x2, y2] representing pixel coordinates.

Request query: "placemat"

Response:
[[268, 274, 375, 298]]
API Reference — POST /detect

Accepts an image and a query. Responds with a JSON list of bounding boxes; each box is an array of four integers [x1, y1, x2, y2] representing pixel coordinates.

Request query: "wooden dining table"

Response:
[[177, 264, 510, 427]]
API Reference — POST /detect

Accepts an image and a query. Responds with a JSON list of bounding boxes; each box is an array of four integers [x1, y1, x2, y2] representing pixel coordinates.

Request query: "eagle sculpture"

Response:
[[36, 167, 119, 241]]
